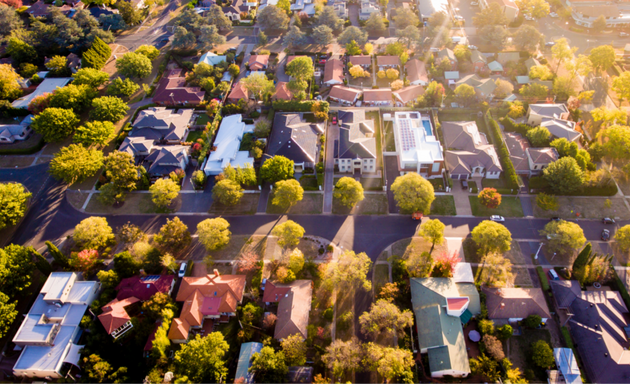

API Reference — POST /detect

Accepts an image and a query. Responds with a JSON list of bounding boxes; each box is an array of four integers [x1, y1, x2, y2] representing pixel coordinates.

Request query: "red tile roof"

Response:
[[377, 56, 401, 66], [248, 55, 270, 70], [363, 89, 392, 102], [116, 275, 174, 302], [328, 85, 361, 103], [405, 59, 429, 84], [447, 297, 469, 311], [393, 85, 425, 104], [263, 281, 293, 302], [98, 297, 140, 335], [152, 69, 205, 105], [227, 81, 248, 103], [349, 55, 372, 66], [287, 55, 307, 65], [324, 58, 344, 84], [274, 82, 293, 100]]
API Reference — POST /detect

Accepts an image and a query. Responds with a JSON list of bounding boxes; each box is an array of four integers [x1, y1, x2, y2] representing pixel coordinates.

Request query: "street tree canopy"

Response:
[[73, 216, 114, 250], [471, 220, 513, 256], [90, 96, 129, 123], [589, 45, 616, 73], [596, 125, 630, 165], [472, 3, 508, 27], [543, 157, 585, 194], [174, 333, 229, 383], [612, 72, 630, 103], [541, 219, 586, 258], [115, 52, 152, 78], [324, 250, 372, 291], [615, 225, 630, 252], [512, 25, 544, 52], [104, 151, 138, 191], [322, 338, 363, 379], [391, 173, 435, 214], [333, 177, 365, 208], [0, 244, 35, 296], [478, 253, 514, 287], [50, 144, 104, 185], [272, 179, 304, 208], [392, 6, 419, 29], [312, 25, 334, 46], [153, 217, 191, 254], [338, 26, 368, 46], [212, 179, 243, 206], [31, 108, 79, 142], [0, 183, 31, 230], [250, 346, 288, 384], [363, 343, 414, 383], [285, 56, 314, 80], [317, 6, 344, 32], [257, 5, 290, 30], [271, 220, 305, 248], [149, 178, 180, 208], [71, 67, 109, 88], [515, 0, 550, 18], [197, 218, 231, 251], [74, 121, 115, 147], [260, 155, 294, 183], [418, 219, 445, 252]]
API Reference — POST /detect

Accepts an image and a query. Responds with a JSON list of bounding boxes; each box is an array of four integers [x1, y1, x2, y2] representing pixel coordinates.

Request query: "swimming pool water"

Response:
[[422, 119, 433, 136]]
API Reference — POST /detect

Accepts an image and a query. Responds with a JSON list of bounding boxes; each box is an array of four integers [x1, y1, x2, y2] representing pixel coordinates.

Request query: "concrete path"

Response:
[[323, 120, 338, 214], [520, 195, 534, 217], [257, 183, 270, 213], [451, 186, 472, 216]]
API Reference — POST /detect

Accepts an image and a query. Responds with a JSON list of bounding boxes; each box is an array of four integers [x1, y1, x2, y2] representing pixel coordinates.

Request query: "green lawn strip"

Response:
[[195, 114, 211, 126], [430, 195, 457, 216], [536, 266, 550, 291], [469, 196, 524, 217], [205, 235, 267, 261], [383, 120, 395, 151], [331, 194, 388, 215], [361, 177, 383, 191], [208, 194, 259, 215], [299, 175, 319, 191], [185, 130, 205, 142], [85, 193, 177, 214], [266, 192, 323, 214]]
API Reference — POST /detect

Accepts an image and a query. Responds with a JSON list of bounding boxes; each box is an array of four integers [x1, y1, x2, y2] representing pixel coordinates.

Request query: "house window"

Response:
[[533, 165, 538, 170], [370, 166, 373, 170], [370, 159, 374, 163]]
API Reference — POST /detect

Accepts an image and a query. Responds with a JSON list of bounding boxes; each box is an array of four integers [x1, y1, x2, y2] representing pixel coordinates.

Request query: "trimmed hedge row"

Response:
[[485, 112, 520, 189], [536, 266, 550, 291], [499, 116, 532, 136], [612, 269, 630, 310], [272, 100, 330, 114]]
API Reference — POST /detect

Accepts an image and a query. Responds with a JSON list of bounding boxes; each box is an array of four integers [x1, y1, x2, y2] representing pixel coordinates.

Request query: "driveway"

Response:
[[348, 4, 360, 27], [276, 51, 290, 83], [384, 156, 399, 213], [323, 120, 338, 214], [520, 195, 534, 217], [451, 185, 473, 216]]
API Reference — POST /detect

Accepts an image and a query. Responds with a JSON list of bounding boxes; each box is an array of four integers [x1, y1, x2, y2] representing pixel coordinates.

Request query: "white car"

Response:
[[549, 12, 558, 17], [468, 45, 478, 50], [454, 15, 464, 20], [471, 1, 479, 4], [490, 215, 505, 222], [620, 32, 629, 37], [178, 262, 187, 278]]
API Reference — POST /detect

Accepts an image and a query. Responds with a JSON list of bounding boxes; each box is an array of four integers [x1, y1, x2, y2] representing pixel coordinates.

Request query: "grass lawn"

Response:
[[267, 192, 323, 214], [206, 235, 267, 261], [185, 130, 204, 142], [361, 177, 383, 191], [332, 193, 388, 215], [482, 177, 508, 189], [533, 197, 630, 220], [299, 175, 319, 190], [208, 194, 259, 215], [373, 264, 389, 297], [335, 289, 355, 341], [86, 193, 181, 214], [195, 114, 211, 126], [383, 120, 396, 152], [463, 238, 525, 265], [430, 195, 457, 216], [390, 236, 449, 260], [365, 111, 383, 169], [429, 178, 445, 191], [469, 196, 524, 217], [508, 329, 552, 382]]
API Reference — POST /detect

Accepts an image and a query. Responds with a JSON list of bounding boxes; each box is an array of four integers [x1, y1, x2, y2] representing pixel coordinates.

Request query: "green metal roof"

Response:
[[460, 309, 473, 325]]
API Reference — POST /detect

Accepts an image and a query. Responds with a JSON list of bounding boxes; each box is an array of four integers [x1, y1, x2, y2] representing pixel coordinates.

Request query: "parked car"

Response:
[[331, 116, 337, 125], [620, 32, 629, 37], [490, 215, 505, 222], [461, 180, 468, 190], [471, 1, 478, 4], [545, 41, 556, 47], [601, 229, 611, 241], [602, 217, 616, 224], [454, 15, 464, 20], [550, 217, 561, 221], [548, 269, 559, 281], [178, 262, 187, 278], [549, 12, 558, 17], [468, 45, 478, 50], [524, 15, 534, 20]]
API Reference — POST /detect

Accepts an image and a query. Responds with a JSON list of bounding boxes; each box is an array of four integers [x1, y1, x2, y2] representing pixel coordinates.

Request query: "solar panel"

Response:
[[141, 275, 161, 282], [399, 119, 416, 151]]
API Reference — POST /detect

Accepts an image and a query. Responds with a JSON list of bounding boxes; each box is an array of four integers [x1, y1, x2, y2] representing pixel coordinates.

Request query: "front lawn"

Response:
[[208, 194, 259, 215], [469, 196, 524, 217], [267, 192, 323, 214], [361, 177, 383, 191], [430, 195, 457, 216], [533, 197, 630, 220], [332, 193, 388, 215], [203, 235, 267, 261], [299, 175, 319, 191]]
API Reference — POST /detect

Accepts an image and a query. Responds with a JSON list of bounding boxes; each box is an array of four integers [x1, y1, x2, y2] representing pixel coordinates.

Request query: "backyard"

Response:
[[383, 120, 396, 152], [365, 111, 383, 169], [507, 329, 553, 382], [185, 130, 205, 142], [469, 196, 524, 217]]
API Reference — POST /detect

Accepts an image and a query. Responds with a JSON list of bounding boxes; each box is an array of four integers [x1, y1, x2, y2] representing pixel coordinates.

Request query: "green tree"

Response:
[[174, 333, 229, 383], [115, 52, 152, 78], [397, 26, 420, 49], [612, 71, 630, 103], [529, 65, 553, 81], [241, 72, 274, 101], [107, 77, 139, 97], [393, 6, 419, 29], [284, 25, 307, 49], [0, 63, 22, 100], [150, 178, 180, 208], [113, 251, 141, 278], [512, 24, 544, 52], [473, 2, 508, 27], [49, 84, 97, 112], [197, 25, 226, 51], [197, 218, 231, 251], [312, 24, 334, 46], [212, 179, 243, 206], [592, 15, 607, 33], [6, 37, 36, 64], [338, 26, 368, 46], [515, 0, 549, 18], [90, 96, 129, 122], [615, 225, 630, 252], [359, 299, 414, 337], [153, 217, 191, 253], [105, 151, 138, 191], [470, 354, 501, 381], [362, 343, 414, 383], [323, 250, 372, 291], [333, 177, 364, 208], [590, 107, 627, 127], [257, 5, 290, 31], [454, 83, 476, 106], [553, 75, 577, 100], [589, 45, 615, 74], [206, 5, 233, 31], [81, 354, 127, 383], [391, 173, 435, 214], [472, 220, 513, 256], [97, 269, 120, 290], [536, 193, 559, 211], [543, 157, 585, 194], [228, 64, 240, 78], [478, 253, 514, 287], [596, 125, 630, 165], [551, 38, 576, 74], [479, 25, 509, 49], [418, 219, 445, 253], [74, 121, 115, 147], [0, 5, 23, 36], [520, 83, 548, 102], [73, 216, 114, 250], [0, 244, 34, 296], [257, 30, 268, 46], [550, 138, 578, 158], [46, 241, 70, 268], [271, 220, 305, 248], [0, 182, 31, 230], [172, 26, 196, 49], [285, 56, 314, 81], [317, 5, 345, 32], [277, 0, 290, 13], [49, 144, 104, 185], [135, 44, 159, 60], [0, 291, 17, 338], [31, 107, 79, 142], [496, 324, 513, 340], [365, 12, 386, 34], [526, 126, 551, 147], [281, 334, 307, 366], [72, 68, 109, 88], [141, 292, 177, 321], [531, 340, 554, 369], [322, 338, 363, 379], [260, 156, 294, 183], [478, 188, 502, 209], [81, 37, 112, 69], [541, 219, 586, 258], [272, 179, 304, 208], [250, 346, 288, 383], [494, 79, 514, 98]]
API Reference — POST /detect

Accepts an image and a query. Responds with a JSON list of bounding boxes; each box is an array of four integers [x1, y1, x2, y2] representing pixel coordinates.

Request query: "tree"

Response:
[[312, 24, 334, 46], [212, 179, 243, 206], [271, 220, 305, 248], [386, 68, 399, 81], [0, 244, 34, 296], [362, 343, 414, 383], [432, 251, 460, 277], [115, 52, 152, 78], [6, 37, 36, 65], [276, 0, 290, 13], [258, 5, 289, 30], [526, 126, 551, 147], [260, 156, 294, 183], [470, 354, 501, 381], [149, 178, 179, 208], [615, 225, 630, 252], [0, 292, 17, 339], [153, 217, 191, 253], [473, 3, 508, 26], [105, 151, 138, 191], [406, 250, 433, 277], [365, 12, 386, 34], [228, 64, 240, 78], [0, 4, 22, 36], [0, 64, 21, 102], [472, 220, 513, 256], [496, 324, 513, 340], [541, 219, 586, 257], [551, 38, 576, 74], [97, 269, 120, 290], [479, 319, 495, 335], [591, 107, 627, 127], [174, 333, 229, 383], [454, 84, 476, 106], [529, 65, 553, 81], [512, 24, 543, 52], [286, 56, 314, 80], [349, 65, 369, 78], [48, 84, 97, 113], [250, 346, 288, 383], [391, 173, 435, 214], [478, 188, 502, 209], [257, 30, 268, 46], [241, 72, 274, 101], [338, 26, 368, 46], [206, 5, 232, 31], [378, 282, 399, 302], [317, 6, 344, 32], [172, 26, 196, 49], [45, 56, 69, 76], [515, 0, 549, 18], [0, 183, 31, 230], [543, 157, 584, 194], [281, 334, 307, 366], [31, 108, 79, 142], [333, 177, 364, 208], [74, 121, 115, 147], [82, 354, 127, 383], [397, 25, 420, 48], [592, 14, 607, 33], [582, 254, 613, 284], [272, 179, 304, 209], [482, 334, 505, 361], [553, 75, 577, 100], [46, 241, 70, 268], [90, 96, 129, 123], [74, 217, 114, 250], [70, 249, 100, 275], [418, 219, 445, 253], [531, 340, 554, 369], [479, 25, 509, 49], [71, 68, 109, 90], [285, 25, 308, 49], [393, 6, 419, 29], [135, 44, 159, 60], [550, 138, 578, 158], [346, 40, 363, 55], [494, 79, 514, 98], [107, 77, 139, 97], [322, 338, 362, 379], [536, 193, 559, 211], [612, 72, 630, 103], [81, 37, 112, 70], [596, 125, 630, 165], [50, 145, 104, 185], [197, 218, 231, 251], [520, 83, 548, 102], [359, 299, 414, 337], [478, 253, 514, 287], [323, 250, 372, 291], [590, 45, 617, 75]]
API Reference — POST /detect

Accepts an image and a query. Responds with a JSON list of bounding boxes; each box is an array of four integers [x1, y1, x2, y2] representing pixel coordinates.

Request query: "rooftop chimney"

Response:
[[500, 303, 505, 308], [213, 269, 220, 276]]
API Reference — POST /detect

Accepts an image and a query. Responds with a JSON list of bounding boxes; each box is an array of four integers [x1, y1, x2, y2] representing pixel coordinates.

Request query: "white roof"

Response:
[[554, 348, 582, 384], [394, 111, 443, 164], [488, 61, 503, 71], [453, 263, 474, 284], [417, 0, 448, 17], [203, 114, 255, 175], [199, 52, 227, 66], [14, 326, 76, 374], [12, 78, 72, 109], [445, 71, 460, 80]]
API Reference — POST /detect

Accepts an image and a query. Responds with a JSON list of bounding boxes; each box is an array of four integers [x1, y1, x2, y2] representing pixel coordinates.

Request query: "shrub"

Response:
[[522, 314, 542, 328], [536, 266, 550, 291], [496, 324, 513, 340], [479, 319, 495, 335], [486, 113, 519, 189], [482, 334, 505, 361]]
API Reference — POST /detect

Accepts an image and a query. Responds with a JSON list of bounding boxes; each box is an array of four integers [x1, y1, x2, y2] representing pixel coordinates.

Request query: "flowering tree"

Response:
[[432, 251, 460, 277], [27, 93, 52, 115], [70, 249, 100, 275], [237, 252, 260, 274], [478, 188, 502, 209]]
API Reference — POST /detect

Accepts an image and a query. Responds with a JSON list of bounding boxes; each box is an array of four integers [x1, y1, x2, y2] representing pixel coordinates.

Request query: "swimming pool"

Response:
[[422, 119, 433, 137]]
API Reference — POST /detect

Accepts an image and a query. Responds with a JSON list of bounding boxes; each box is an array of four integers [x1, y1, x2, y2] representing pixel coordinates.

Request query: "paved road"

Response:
[[115, 1, 179, 51]]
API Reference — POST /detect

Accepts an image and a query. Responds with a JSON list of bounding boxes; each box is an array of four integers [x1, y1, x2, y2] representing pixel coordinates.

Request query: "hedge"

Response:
[[561, 326, 574, 349], [536, 266, 550, 291], [528, 176, 617, 196], [272, 99, 330, 114], [495, 188, 518, 195], [611, 270, 630, 310], [82, 37, 111, 70], [486, 112, 520, 189], [499, 116, 532, 136]]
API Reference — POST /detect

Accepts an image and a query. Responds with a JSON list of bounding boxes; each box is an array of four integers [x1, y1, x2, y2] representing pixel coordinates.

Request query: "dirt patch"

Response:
[[208, 194, 259, 215], [332, 193, 388, 215], [533, 196, 630, 220], [512, 266, 534, 287]]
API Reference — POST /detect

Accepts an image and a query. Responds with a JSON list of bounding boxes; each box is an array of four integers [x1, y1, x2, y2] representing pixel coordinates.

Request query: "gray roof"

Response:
[[554, 348, 582, 384], [525, 57, 540, 71], [497, 52, 520, 64], [527, 147, 558, 164], [438, 48, 456, 62], [456, 74, 497, 96], [119, 137, 154, 157], [131, 107, 193, 142], [482, 287, 551, 320], [504, 132, 530, 172], [142, 146, 187, 176], [541, 118, 581, 142], [550, 280, 582, 308], [442, 121, 502, 174], [471, 50, 486, 64], [336, 110, 376, 160], [265, 113, 323, 164], [529, 103, 570, 118]]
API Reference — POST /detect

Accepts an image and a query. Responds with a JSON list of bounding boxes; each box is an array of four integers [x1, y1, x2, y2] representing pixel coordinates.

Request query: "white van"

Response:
[[178, 262, 187, 278]]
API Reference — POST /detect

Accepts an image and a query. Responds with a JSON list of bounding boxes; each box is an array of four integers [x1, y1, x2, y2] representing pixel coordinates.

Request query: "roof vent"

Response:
[[500, 303, 505, 308]]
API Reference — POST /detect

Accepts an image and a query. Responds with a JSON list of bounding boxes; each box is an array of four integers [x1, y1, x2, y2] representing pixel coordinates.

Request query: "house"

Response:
[[527, 147, 558, 174], [541, 119, 581, 142], [264, 113, 323, 172], [335, 109, 377, 174], [376, 56, 401, 71], [552, 348, 583, 384], [332, 1, 348, 17], [480, 0, 519, 21], [12, 273, 100, 379], [131, 107, 194, 144], [497, 52, 520, 65], [203, 114, 255, 176], [444, 71, 460, 82], [227, 81, 249, 104], [482, 287, 551, 323], [258, 0, 278, 11], [524, 57, 540, 72], [153, 69, 205, 106], [531, 79, 553, 89], [455, 74, 497, 100], [323, 58, 344, 86], [387, 111, 443, 178], [504, 132, 558, 176], [437, 48, 457, 69], [89, 6, 119, 18], [572, 5, 630, 27], [199, 52, 227, 66], [27, 0, 50, 17], [363, 89, 392, 106], [12, 77, 72, 109], [405, 59, 429, 86], [471, 50, 487, 72], [0, 115, 33, 144], [416, 0, 448, 21], [516, 76, 530, 85], [488, 60, 504, 74], [410, 264, 481, 378], [328, 85, 362, 105], [99, 297, 140, 339], [287, 366, 314, 384], [142, 146, 189, 178], [116, 275, 175, 302], [67, 53, 81, 73], [550, 280, 630, 383], [393, 85, 425, 106], [222, 0, 255, 20], [263, 280, 312, 340], [119, 136, 156, 159], [235, 342, 263, 384], [273, 82, 293, 100], [248, 55, 270, 71], [168, 271, 246, 343], [443, 121, 502, 180], [527, 104, 582, 141], [349, 55, 372, 69], [359, 0, 380, 19]]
